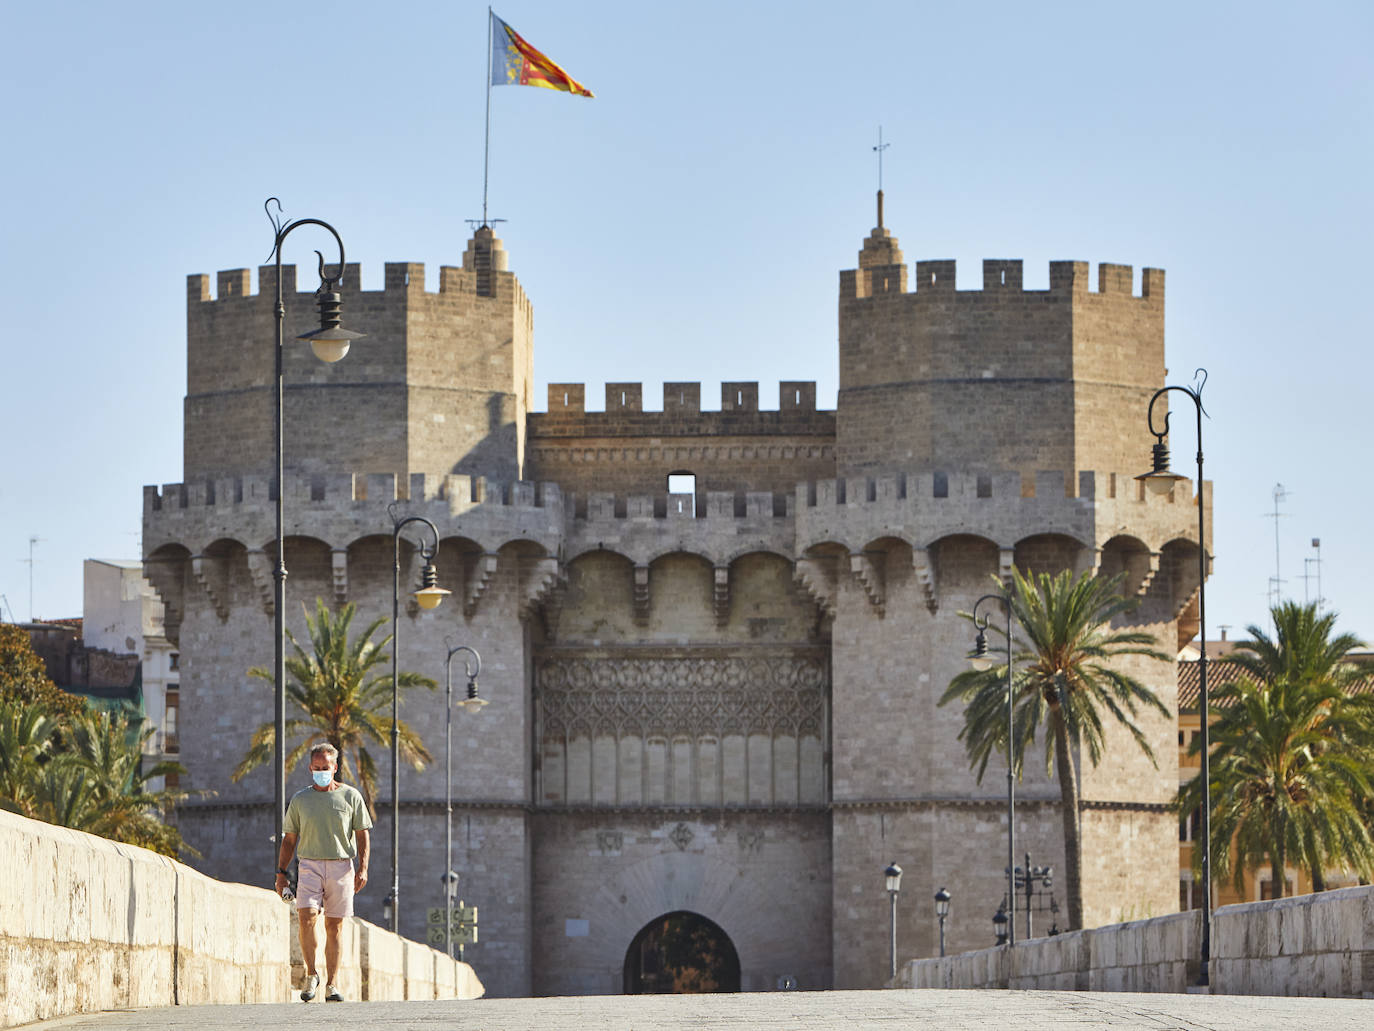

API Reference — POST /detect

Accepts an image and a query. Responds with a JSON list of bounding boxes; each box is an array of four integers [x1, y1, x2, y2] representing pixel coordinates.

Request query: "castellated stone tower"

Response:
[[143, 213, 1208, 998], [183, 226, 532, 484]]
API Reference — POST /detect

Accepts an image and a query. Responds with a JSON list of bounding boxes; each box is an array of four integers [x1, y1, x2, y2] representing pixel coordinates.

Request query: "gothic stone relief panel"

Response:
[[536, 648, 829, 808]]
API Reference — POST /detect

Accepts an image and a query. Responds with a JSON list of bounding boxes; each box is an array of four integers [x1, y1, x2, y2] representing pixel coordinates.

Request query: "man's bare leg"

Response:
[[298, 909, 320, 976], [324, 916, 344, 987]]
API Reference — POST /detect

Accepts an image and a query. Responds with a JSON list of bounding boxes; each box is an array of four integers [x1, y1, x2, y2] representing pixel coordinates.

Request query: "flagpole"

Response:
[[483, 7, 493, 227]]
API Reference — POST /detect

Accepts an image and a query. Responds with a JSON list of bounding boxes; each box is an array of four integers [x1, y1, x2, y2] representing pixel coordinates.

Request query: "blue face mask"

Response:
[[312, 770, 333, 788]]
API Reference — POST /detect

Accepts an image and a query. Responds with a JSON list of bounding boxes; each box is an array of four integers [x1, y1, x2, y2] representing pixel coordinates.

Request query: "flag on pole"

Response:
[[490, 12, 594, 97]]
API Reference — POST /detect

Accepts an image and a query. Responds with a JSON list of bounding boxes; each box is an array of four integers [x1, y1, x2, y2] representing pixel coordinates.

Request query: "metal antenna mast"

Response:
[[1265, 484, 1290, 610], [24, 536, 42, 621], [1303, 538, 1323, 609], [873, 126, 890, 228]]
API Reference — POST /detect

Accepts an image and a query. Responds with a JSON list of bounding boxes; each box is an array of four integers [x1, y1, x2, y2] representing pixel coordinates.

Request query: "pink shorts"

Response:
[[296, 858, 355, 918]]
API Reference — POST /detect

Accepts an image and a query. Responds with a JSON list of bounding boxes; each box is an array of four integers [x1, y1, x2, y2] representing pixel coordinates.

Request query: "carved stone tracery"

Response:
[[536, 648, 828, 741]]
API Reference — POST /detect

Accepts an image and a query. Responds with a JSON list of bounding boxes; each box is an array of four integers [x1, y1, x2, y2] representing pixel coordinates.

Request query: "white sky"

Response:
[[0, 0, 1370, 643]]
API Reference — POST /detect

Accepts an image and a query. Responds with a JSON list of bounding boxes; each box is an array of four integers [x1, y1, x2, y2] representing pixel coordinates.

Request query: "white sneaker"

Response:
[[325, 984, 344, 1002], [300, 972, 319, 1002]]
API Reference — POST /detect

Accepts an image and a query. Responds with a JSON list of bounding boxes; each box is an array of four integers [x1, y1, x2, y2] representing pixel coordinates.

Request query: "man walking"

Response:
[[275, 742, 372, 1002]]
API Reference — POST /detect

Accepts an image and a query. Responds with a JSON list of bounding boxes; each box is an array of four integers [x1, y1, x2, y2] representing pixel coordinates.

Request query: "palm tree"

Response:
[[232, 599, 437, 816], [47, 710, 194, 856], [10, 709, 196, 857], [1178, 602, 1374, 897], [0, 697, 59, 818], [940, 568, 1171, 930]]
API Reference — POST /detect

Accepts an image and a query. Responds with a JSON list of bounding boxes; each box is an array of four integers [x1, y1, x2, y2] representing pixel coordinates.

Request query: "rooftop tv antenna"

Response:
[[22, 536, 42, 621], [1302, 537, 1323, 609], [1264, 484, 1290, 611]]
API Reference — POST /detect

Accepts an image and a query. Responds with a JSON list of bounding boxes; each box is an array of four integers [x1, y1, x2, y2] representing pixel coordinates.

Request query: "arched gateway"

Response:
[[623, 911, 741, 994]]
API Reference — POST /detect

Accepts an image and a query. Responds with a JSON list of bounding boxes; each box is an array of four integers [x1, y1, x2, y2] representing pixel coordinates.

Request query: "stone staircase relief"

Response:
[[1077, 546, 1102, 579], [912, 547, 937, 613], [713, 565, 730, 627], [243, 550, 275, 617], [849, 552, 885, 617], [793, 556, 837, 620], [1138, 552, 1162, 596], [998, 548, 1016, 587], [141, 556, 186, 648], [633, 565, 651, 627], [541, 575, 569, 639], [331, 549, 348, 607], [464, 554, 500, 618], [191, 553, 231, 621], [518, 556, 563, 623]]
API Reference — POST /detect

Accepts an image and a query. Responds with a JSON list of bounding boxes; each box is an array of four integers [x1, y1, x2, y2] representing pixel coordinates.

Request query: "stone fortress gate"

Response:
[[143, 203, 1208, 997]]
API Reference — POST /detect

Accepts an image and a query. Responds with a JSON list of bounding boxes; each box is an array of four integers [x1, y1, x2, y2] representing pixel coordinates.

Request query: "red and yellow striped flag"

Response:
[[490, 12, 594, 98]]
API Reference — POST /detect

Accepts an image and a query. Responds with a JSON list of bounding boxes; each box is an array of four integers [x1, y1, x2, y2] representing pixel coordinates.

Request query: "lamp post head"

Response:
[[969, 627, 993, 671], [414, 561, 451, 611], [885, 862, 903, 895], [296, 289, 365, 363], [1136, 439, 1188, 496], [456, 677, 489, 712], [934, 887, 951, 919], [992, 902, 1009, 945]]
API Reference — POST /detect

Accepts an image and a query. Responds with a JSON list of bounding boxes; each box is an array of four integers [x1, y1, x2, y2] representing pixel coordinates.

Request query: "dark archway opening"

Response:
[[622, 910, 741, 994]]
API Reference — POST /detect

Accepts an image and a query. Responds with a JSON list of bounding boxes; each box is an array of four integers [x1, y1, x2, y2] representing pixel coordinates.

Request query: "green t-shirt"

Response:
[[284, 782, 372, 861]]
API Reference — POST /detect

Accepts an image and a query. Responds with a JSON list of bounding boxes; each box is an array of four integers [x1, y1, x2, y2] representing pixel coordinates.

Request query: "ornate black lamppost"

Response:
[[1013, 853, 1054, 940], [885, 862, 903, 979], [1138, 371, 1212, 985], [934, 887, 951, 958], [265, 198, 364, 861], [970, 593, 1016, 946], [992, 899, 1009, 946], [443, 642, 486, 957], [389, 509, 449, 933]]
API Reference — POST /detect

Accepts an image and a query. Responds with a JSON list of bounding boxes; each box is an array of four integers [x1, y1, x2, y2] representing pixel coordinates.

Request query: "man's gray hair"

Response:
[[310, 741, 339, 765]]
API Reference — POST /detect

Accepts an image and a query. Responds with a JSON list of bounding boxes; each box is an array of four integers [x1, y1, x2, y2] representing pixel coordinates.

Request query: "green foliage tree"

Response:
[[232, 599, 437, 816], [60, 710, 194, 855], [1178, 602, 1374, 897], [939, 568, 1171, 931], [0, 697, 196, 858], [0, 623, 84, 720]]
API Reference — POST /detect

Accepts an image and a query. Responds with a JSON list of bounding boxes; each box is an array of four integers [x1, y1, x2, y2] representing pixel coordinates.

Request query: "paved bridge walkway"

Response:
[[23, 990, 1371, 1030]]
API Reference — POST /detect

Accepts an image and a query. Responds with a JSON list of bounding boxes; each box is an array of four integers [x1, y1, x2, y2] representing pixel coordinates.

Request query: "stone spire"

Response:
[[851, 196, 906, 296]]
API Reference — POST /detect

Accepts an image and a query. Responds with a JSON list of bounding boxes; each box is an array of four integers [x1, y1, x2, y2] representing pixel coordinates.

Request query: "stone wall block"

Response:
[[1279, 897, 1307, 955], [358, 920, 404, 1001], [905, 890, 1370, 999], [402, 937, 435, 999]]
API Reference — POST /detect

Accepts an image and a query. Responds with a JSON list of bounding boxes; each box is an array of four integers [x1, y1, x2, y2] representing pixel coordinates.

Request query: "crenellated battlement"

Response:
[[142, 472, 566, 567], [837, 228, 1167, 481], [841, 257, 1164, 302], [186, 260, 522, 305], [569, 489, 791, 521], [183, 227, 533, 485], [531, 381, 835, 451], [793, 468, 1209, 557], [145, 471, 562, 515], [798, 469, 1191, 507], [541, 381, 827, 416]]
